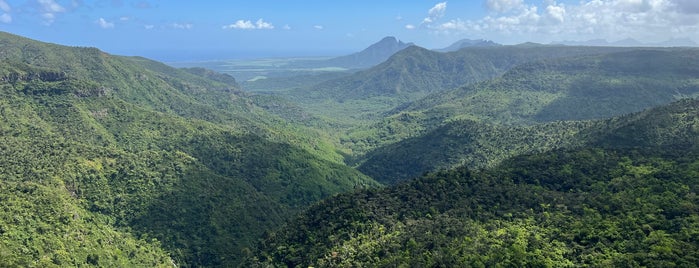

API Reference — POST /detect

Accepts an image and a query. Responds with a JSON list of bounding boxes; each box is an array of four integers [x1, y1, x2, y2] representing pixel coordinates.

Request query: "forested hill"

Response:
[[0, 31, 378, 267], [392, 48, 699, 125], [301, 45, 635, 102], [343, 48, 699, 183], [359, 98, 699, 184], [249, 99, 699, 267]]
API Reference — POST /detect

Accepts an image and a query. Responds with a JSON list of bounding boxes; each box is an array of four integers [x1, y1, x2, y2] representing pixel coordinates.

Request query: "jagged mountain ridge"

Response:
[[435, 38, 501, 52], [322, 36, 414, 69]]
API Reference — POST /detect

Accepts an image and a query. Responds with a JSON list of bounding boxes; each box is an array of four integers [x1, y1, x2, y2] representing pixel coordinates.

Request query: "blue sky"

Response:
[[1, 0, 699, 61]]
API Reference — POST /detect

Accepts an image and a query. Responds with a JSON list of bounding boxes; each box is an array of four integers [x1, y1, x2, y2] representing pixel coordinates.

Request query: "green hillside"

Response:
[[357, 120, 593, 184], [395, 49, 699, 125], [0, 31, 378, 267], [249, 99, 699, 267], [346, 49, 699, 179], [276, 46, 634, 125]]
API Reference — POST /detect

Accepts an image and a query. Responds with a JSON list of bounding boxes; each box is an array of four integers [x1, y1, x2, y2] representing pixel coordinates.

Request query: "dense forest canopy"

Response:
[[1, 31, 698, 267]]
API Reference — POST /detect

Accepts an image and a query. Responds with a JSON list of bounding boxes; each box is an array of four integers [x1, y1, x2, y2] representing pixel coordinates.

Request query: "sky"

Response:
[[1, 0, 699, 61]]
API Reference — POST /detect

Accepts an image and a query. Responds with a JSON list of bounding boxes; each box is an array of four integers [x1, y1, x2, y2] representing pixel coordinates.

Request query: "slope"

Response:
[[357, 120, 594, 184], [250, 99, 699, 267], [395, 48, 699, 125], [349, 49, 699, 182], [275, 45, 636, 143], [298, 45, 633, 102], [0, 31, 378, 267]]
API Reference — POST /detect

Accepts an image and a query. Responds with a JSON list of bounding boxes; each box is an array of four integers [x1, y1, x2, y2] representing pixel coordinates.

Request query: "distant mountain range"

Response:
[[554, 37, 698, 47], [295, 45, 635, 103], [435, 38, 501, 52]]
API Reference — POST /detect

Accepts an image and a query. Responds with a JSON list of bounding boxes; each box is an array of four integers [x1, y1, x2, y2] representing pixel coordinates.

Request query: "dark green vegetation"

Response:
[[250, 99, 699, 267], [349, 48, 699, 182], [0, 31, 377, 267], [4, 29, 699, 267]]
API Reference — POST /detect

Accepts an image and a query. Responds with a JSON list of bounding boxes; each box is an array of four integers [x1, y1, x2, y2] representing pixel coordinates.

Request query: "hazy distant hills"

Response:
[[435, 38, 501, 52], [311, 45, 639, 101], [555, 37, 698, 47], [322, 36, 414, 69], [287, 36, 413, 70]]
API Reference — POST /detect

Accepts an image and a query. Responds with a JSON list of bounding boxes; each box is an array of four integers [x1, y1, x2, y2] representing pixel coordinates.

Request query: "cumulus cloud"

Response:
[[0, 0, 10, 23], [223, 18, 274, 30], [283, 24, 291, 30], [423, 2, 447, 24], [0, 0, 10, 12], [314, 25, 323, 30], [671, 0, 699, 14], [414, 0, 699, 44], [486, 0, 525, 13], [0, 13, 10, 23], [97, 17, 114, 29], [144, 24, 154, 30], [38, 0, 65, 24], [405, 24, 415, 30], [172, 23, 193, 29], [546, 3, 565, 22]]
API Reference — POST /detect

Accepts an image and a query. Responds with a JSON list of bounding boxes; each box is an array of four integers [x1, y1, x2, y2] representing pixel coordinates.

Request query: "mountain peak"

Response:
[[436, 38, 501, 52], [321, 36, 414, 69]]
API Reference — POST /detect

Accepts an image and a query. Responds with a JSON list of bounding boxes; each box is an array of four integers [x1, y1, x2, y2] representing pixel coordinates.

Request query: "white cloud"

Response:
[[255, 18, 274, 29], [546, 3, 566, 22], [223, 18, 274, 30], [413, 0, 699, 45], [671, 0, 699, 14], [405, 24, 415, 30], [0, 13, 10, 23], [434, 19, 467, 31], [314, 25, 323, 30], [38, 0, 66, 25], [423, 2, 447, 24], [283, 24, 291, 30], [144, 24, 154, 30], [0, 0, 10, 12], [224, 20, 254, 29], [172, 23, 193, 29], [486, 0, 525, 13], [0, 0, 10, 23], [97, 17, 114, 29]]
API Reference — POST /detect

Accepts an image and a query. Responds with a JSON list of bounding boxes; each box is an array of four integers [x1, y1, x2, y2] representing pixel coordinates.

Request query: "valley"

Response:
[[1, 30, 698, 267]]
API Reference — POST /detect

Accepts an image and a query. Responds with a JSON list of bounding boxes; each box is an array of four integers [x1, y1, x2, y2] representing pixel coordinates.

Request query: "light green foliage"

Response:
[[0, 31, 378, 267]]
